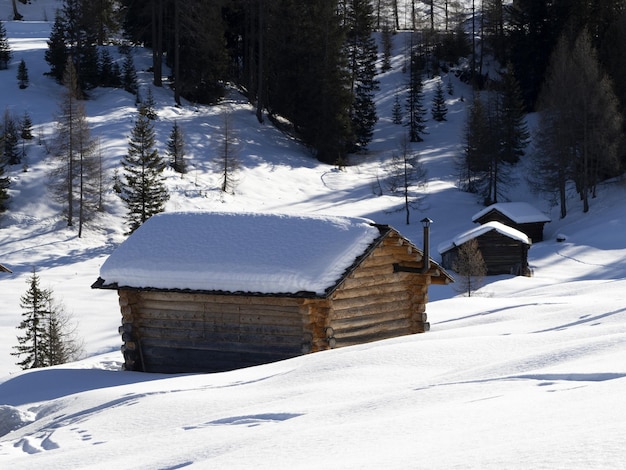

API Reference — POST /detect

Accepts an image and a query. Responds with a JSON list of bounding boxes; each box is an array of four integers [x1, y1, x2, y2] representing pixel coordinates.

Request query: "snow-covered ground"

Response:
[[1, 2, 625, 468]]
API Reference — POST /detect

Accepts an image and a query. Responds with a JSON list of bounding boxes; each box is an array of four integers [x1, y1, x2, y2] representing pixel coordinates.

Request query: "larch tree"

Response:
[[48, 57, 98, 236], [120, 111, 169, 234], [385, 136, 428, 225], [217, 109, 239, 194], [531, 29, 623, 217], [452, 238, 487, 297], [0, 135, 9, 213]]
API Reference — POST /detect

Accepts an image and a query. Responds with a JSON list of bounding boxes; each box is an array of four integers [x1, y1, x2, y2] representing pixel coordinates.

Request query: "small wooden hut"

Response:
[[93, 212, 453, 374], [472, 202, 551, 242], [0, 263, 11, 273], [439, 221, 531, 276]]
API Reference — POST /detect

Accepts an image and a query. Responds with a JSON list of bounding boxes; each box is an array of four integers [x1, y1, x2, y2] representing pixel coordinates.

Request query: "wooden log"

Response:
[[331, 289, 411, 310], [139, 290, 302, 307], [331, 279, 415, 301]]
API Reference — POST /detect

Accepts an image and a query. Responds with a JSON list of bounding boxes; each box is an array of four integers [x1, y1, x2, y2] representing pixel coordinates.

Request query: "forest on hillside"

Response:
[[2, 0, 625, 226]]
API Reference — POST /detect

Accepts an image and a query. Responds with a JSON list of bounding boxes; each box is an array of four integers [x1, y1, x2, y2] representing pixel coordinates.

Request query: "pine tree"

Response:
[[0, 137, 10, 212], [0, 21, 12, 70], [166, 121, 186, 175], [45, 12, 69, 82], [20, 110, 33, 140], [11, 268, 83, 369], [17, 59, 29, 89], [139, 88, 158, 120], [497, 63, 529, 164], [392, 92, 403, 125], [380, 24, 393, 72], [452, 238, 487, 297], [120, 111, 169, 233], [3, 111, 20, 165], [11, 269, 51, 369], [345, 0, 379, 151], [406, 46, 427, 142], [122, 52, 138, 96], [385, 136, 428, 225], [98, 48, 120, 88], [431, 80, 448, 121]]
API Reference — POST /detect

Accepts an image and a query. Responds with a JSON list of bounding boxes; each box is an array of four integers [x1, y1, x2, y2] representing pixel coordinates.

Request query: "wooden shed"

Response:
[[439, 221, 531, 276], [472, 202, 550, 242], [92, 211, 453, 374]]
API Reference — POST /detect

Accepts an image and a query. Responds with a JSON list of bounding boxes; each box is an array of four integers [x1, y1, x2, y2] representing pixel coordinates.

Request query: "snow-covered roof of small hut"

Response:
[[438, 221, 531, 254], [97, 211, 383, 296], [472, 202, 551, 224]]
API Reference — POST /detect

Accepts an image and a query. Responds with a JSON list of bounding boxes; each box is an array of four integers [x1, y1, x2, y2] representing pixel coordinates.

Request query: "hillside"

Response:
[[1, 2, 626, 468]]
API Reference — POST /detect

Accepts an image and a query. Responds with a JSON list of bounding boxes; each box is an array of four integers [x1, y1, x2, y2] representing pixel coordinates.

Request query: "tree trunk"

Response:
[[152, 0, 163, 87], [174, 0, 180, 105], [256, 0, 264, 123], [11, 0, 23, 20]]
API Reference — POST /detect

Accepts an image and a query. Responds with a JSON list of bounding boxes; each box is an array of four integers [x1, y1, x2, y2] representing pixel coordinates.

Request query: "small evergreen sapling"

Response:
[[431, 80, 448, 122], [17, 59, 29, 89], [166, 121, 186, 175]]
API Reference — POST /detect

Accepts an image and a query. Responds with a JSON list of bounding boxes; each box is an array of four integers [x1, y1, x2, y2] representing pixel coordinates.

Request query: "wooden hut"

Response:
[[439, 221, 531, 276], [0, 263, 11, 273], [472, 202, 550, 242], [92, 211, 453, 374]]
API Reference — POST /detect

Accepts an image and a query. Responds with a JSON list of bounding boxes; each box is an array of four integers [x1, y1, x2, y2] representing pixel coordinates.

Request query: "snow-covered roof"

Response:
[[438, 221, 531, 254], [472, 202, 551, 224], [97, 211, 382, 296]]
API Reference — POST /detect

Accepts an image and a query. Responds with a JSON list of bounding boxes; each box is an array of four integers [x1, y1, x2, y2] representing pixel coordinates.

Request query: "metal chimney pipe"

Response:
[[421, 217, 433, 273]]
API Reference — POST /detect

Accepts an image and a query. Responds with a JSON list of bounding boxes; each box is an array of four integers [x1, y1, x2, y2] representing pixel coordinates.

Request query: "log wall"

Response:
[[118, 290, 307, 373]]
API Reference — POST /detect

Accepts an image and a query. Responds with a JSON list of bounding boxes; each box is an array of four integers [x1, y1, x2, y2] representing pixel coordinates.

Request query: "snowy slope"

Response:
[[0, 2, 625, 468]]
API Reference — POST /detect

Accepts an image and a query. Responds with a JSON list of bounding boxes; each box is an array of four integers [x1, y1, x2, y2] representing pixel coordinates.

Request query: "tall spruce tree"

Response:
[[345, 0, 379, 151], [431, 80, 448, 121], [406, 47, 427, 142], [3, 111, 20, 165], [45, 12, 69, 82], [120, 111, 169, 233], [497, 63, 529, 164], [11, 268, 82, 369], [0, 20, 12, 70], [11, 269, 52, 369], [121, 52, 138, 96]]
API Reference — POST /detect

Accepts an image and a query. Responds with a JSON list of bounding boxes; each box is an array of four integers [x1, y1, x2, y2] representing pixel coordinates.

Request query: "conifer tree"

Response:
[[345, 0, 379, 151], [497, 63, 529, 164], [431, 80, 448, 121], [218, 109, 239, 194], [380, 24, 393, 72], [45, 12, 69, 82], [0, 21, 12, 70], [452, 238, 487, 297], [166, 121, 186, 175], [19, 110, 33, 140], [392, 93, 403, 125], [48, 57, 98, 235], [140, 88, 158, 120], [120, 111, 169, 233], [122, 52, 138, 96], [98, 48, 120, 88], [12, 268, 82, 369], [17, 59, 29, 89], [3, 111, 20, 165], [406, 47, 427, 142], [11, 269, 52, 369], [0, 137, 9, 213]]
